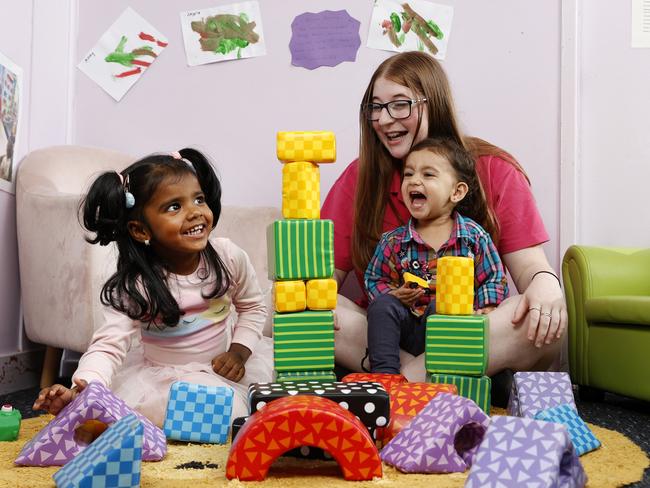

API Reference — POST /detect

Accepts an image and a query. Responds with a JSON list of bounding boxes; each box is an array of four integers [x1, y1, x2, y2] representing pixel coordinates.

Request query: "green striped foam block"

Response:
[[427, 372, 491, 413], [267, 219, 334, 280], [425, 314, 488, 376], [273, 310, 335, 372], [275, 370, 336, 382]]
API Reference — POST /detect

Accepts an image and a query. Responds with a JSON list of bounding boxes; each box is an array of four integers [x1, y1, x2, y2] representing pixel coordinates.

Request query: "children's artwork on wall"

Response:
[[289, 10, 361, 70], [367, 0, 453, 60], [0, 51, 22, 194], [180, 1, 266, 67], [77, 7, 168, 102]]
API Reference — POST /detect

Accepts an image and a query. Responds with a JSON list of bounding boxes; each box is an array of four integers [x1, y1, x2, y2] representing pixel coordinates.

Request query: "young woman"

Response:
[[321, 51, 566, 380]]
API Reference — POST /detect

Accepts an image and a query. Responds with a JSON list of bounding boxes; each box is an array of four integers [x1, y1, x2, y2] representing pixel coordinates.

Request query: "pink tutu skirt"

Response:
[[110, 336, 273, 427]]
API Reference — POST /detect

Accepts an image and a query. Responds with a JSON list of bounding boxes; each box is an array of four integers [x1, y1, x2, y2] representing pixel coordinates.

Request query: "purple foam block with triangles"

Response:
[[507, 371, 576, 418], [465, 415, 587, 488], [15, 382, 166, 466], [380, 392, 489, 473]]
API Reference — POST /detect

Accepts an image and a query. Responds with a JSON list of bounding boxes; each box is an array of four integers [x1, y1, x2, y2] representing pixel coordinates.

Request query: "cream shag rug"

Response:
[[0, 411, 648, 488]]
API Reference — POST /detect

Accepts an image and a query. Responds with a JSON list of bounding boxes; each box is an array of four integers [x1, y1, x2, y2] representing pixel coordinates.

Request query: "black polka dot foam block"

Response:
[[248, 381, 390, 431]]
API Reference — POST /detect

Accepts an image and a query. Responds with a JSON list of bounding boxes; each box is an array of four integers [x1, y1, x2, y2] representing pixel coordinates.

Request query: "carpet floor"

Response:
[[1, 386, 649, 487]]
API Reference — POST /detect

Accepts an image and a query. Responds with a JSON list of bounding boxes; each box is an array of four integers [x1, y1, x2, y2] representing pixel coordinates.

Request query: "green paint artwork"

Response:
[[191, 13, 259, 59], [105, 36, 156, 67], [381, 2, 443, 55]]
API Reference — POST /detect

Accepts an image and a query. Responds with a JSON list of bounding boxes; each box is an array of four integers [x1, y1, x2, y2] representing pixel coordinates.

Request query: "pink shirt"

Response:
[[321, 155, 548, 299]]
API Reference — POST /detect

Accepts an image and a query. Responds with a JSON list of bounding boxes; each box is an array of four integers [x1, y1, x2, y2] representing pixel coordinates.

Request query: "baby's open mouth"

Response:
[[409, 191, 426, 205]]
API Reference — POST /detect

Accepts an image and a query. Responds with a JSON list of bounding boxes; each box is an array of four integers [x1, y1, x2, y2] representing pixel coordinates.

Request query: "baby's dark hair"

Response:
[[80, 148, 231, 327], [407, 137, 499, 242]]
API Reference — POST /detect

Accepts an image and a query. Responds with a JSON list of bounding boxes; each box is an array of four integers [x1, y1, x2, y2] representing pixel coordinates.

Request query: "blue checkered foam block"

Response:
[[534, 402, 601, 456], [163, 381, 234, 444], [52, 413, 143, 488]]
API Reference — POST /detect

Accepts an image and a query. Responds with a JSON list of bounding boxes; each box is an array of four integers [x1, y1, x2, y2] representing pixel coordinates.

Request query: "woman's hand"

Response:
[[32, 378, 87, 415], [503, 246, 568, 348], [513, 273, 567, 347], [389, 283, 424, 308]]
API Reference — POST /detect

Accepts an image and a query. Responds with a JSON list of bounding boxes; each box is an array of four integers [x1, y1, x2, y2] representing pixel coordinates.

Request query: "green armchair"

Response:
[[562, 245, 650, 401]]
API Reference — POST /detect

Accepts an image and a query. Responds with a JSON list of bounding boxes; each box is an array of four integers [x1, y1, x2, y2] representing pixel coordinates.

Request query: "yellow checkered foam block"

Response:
[[282, 161, 320, 219], [436, 256, 474, 315], [274, 280, 306, 313], [276, 131, 336, 164], [306, 278, 337, 310]]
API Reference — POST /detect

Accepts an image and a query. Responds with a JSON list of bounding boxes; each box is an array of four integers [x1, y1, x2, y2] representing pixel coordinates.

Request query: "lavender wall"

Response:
[[578, 1, 650, 246], [73, 0, 562, 269], [0, 0, 33, 355]]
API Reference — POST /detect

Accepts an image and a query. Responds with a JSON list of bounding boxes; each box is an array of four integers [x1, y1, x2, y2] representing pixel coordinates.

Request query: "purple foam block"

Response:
[[15, 382, 166, 466], [380, 392, 489, 473], [507, 371, 576, 418], [465, 415, 587, 487], [289, 10, 361, 70]]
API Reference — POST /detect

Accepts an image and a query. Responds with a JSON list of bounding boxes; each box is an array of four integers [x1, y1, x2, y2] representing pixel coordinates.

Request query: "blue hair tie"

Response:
[[125, 192, 135, 208], [117, 172, 136, 209]]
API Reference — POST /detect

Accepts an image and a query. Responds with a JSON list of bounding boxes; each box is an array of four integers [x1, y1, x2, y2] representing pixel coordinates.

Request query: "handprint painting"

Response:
[[367, 0, 454, 60], [180, 2, 266, 66], [77, 7, 168, 101]]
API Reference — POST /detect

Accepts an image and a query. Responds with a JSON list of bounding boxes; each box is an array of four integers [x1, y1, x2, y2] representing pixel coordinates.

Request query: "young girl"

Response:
[[365, 138, 508, 374], [33, 148, 273, 426]]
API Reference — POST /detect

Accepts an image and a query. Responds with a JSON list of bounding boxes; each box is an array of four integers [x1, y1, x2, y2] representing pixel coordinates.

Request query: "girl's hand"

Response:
[[32, 379, 87, 415], [513, 273, 567, 348], [212, 347, 248, 382], [389, 283, 424, 308]]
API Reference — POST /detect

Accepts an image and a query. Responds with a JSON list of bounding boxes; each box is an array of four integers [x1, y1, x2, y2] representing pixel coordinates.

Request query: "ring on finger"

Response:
[[540, 311, 552, 318], [528, 307, 541, 312]]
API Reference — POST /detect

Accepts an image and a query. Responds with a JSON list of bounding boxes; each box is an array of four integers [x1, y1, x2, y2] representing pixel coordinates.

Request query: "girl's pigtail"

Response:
[[81, 172, 128, 246], [179, 148, 222, 226]]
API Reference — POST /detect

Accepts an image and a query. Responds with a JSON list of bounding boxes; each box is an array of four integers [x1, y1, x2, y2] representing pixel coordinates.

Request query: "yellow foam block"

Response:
[[306, 278, 338, 310], [436, 256, 474, 315], [274, 280, 306, 313], [277, 131, 336, 164], [282, 161, 320, 219]]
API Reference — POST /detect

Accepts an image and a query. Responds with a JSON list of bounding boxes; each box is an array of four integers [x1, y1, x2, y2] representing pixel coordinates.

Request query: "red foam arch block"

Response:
[[226, 395, 382, 481]]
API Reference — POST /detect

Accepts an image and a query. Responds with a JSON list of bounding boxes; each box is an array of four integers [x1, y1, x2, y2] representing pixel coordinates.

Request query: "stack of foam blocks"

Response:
[[269, 131, 338, 383], [425, 256, 491, 412]]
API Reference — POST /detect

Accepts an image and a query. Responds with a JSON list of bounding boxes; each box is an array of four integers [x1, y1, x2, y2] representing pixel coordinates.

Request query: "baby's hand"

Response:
[[389, 283, 424, 308], [33, 379, 87, 415], [212, 351, 246, 382], [475, 305, 497, 315]]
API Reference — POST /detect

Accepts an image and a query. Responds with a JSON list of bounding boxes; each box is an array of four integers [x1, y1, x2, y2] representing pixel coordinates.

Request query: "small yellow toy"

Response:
[[403, 272, 431, 289]]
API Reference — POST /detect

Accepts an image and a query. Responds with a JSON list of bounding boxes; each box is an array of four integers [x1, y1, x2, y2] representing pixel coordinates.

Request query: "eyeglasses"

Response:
[[363, 98, 427, 121]]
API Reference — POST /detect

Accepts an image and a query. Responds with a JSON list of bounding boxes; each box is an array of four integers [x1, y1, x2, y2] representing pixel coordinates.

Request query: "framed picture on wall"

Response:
[[0, 51, 22, 194]]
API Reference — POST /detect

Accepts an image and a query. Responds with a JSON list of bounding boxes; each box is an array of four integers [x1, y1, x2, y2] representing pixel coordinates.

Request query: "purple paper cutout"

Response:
[[507, 372, 576, 418], [380, 392, 489, 473], [465, 415, 587, 488], [15, 382, 166, 466], [289, 10, 361, 70]]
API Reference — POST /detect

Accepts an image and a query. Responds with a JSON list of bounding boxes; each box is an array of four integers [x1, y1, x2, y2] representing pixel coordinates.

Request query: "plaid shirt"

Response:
[[364, 212, 508, 316]]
